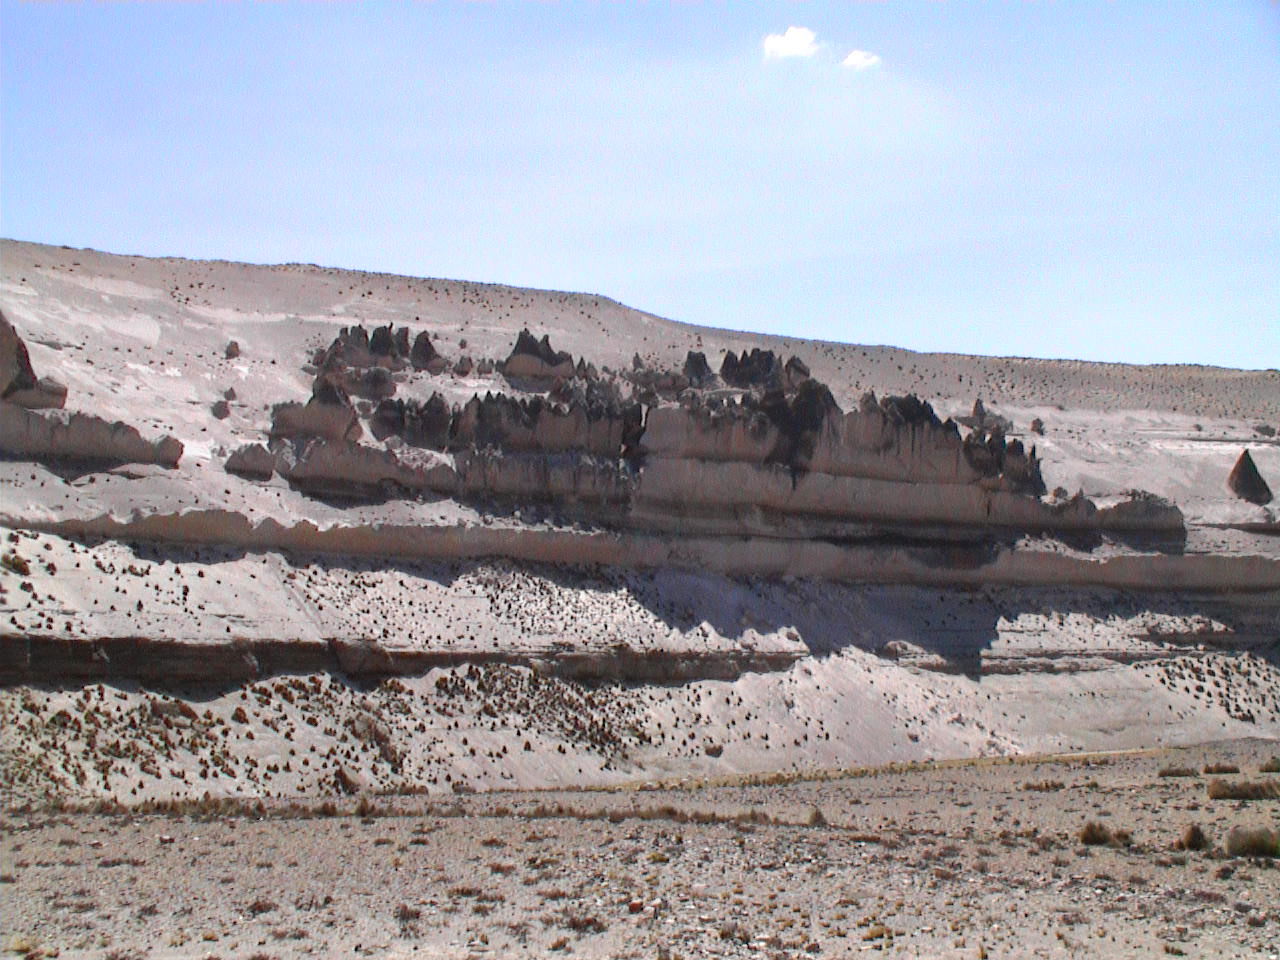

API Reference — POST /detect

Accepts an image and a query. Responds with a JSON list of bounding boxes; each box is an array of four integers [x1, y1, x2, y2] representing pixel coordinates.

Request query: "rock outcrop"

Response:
[[224, 443, 277, 480], [1228, 449, 1273, 506], [721, 348, 783, 390], [0, 404, 183, 467], [451, 393, 640, 458], [642, 388, 1043, 494], [410, 331, 447, 373], [225, 332, 1190, 542], [683, 351, 714, 388], [503, 329, 574, 381], [1, 312, 66, 409], [270, 377, 362, 443], [317, 323, 447, 377], [370, 394, 453, 449]]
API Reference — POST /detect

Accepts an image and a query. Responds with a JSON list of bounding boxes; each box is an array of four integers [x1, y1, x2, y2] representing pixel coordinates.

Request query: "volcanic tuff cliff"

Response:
[[0, 239, 1277, 802]]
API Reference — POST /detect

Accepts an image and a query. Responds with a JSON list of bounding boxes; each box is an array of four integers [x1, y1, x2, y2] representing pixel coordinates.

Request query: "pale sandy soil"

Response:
[[4, 741, 1280, 960]]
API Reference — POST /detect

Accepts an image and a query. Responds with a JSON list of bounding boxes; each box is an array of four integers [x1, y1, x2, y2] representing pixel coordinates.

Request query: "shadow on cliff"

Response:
[[784, 585, 1269, 679], [7, 538, 1267, 690]]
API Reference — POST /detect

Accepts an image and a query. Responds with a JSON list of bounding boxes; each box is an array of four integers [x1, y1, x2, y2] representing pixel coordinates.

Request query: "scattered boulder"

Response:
[[1228, 449, 1273, 505], [224, 340, 240, 360], [224, 443, 276, 480], [210, 400, 231, 420]]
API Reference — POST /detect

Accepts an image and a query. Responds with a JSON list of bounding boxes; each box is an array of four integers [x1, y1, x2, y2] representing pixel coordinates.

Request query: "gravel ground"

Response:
[[4, 740, 1279, 959]]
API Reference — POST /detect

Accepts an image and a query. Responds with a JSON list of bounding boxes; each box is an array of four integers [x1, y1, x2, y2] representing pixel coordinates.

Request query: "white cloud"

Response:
[[763, 26, 820, 60], [842, 49, 882, 72]]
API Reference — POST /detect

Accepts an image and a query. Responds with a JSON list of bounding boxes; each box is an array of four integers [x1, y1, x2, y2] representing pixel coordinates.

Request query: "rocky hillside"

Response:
[[1, 238, 1277, 804]]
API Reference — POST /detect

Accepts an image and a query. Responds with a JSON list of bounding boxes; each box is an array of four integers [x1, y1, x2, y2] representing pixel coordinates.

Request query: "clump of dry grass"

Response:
[[719, 920, 752, 943], [1022, 779, 1065, 792], [556, 909, 607, 934], [1175, 824, 1209, 852], [1, 552, 31, 575], [1158, 766, 1198, 778], [1202, 763, 1240, 775], [1224, 826, 1279, 858], [1078, 821, 1131, 847], [1259, 757, 1280, 774], [1207, 779, 1280, 801]]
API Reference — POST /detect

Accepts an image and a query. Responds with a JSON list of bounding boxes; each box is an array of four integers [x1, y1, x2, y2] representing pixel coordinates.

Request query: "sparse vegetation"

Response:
[[1023, 779, 1065, 792], [1203, 763, 1240, 775], [1224, 826, 1279, 858], [1176, 824, 1209, 852], [1078, 822, 1131, 847], [1207, 779, 1280, 801], [1, 552, 31, 575], [1158, 766, 1198, 778]]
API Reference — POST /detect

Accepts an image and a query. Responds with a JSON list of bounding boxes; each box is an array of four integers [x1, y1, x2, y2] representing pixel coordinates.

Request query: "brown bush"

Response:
[[1224, 826, 1279, 858], [1079, 821, 1112, 846], [1259, 757, 1280, 774], [1207, 779, 1280, 801], [1079, 821, 1131, 847], [1158, 766, 1198, 778], [1203, 763, 1240, 775], [1177, 824, 1209, 852], [1023, 780, 1065, 792]]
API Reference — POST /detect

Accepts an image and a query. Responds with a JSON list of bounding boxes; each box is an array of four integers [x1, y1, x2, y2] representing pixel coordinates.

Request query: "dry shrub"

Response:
[[1, 552, 31, 575], [1177, 824, 1209, 852], [807, 806, 828, 827], [558, 909, 607, 934], [1203, 763, 1240, 775], [1259, 757, 1280, 774], [1224, 826, 1279, 858], [1207, 779, 1280, 801], [1079, 821, 1130, 847], [1079, 821, 1111, 846], [1023, 779, 1065, 792], [1158, 767, 1198, 779]]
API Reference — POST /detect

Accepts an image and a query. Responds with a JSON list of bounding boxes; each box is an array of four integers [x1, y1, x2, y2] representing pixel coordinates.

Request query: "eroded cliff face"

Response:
[[0, 316, 181, 467], [218, 325, 1187, 548], [1, 243, 1277, 805]]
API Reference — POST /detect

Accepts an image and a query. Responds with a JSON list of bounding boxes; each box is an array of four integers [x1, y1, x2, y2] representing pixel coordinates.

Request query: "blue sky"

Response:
[[3, 2, 1277, 368]]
